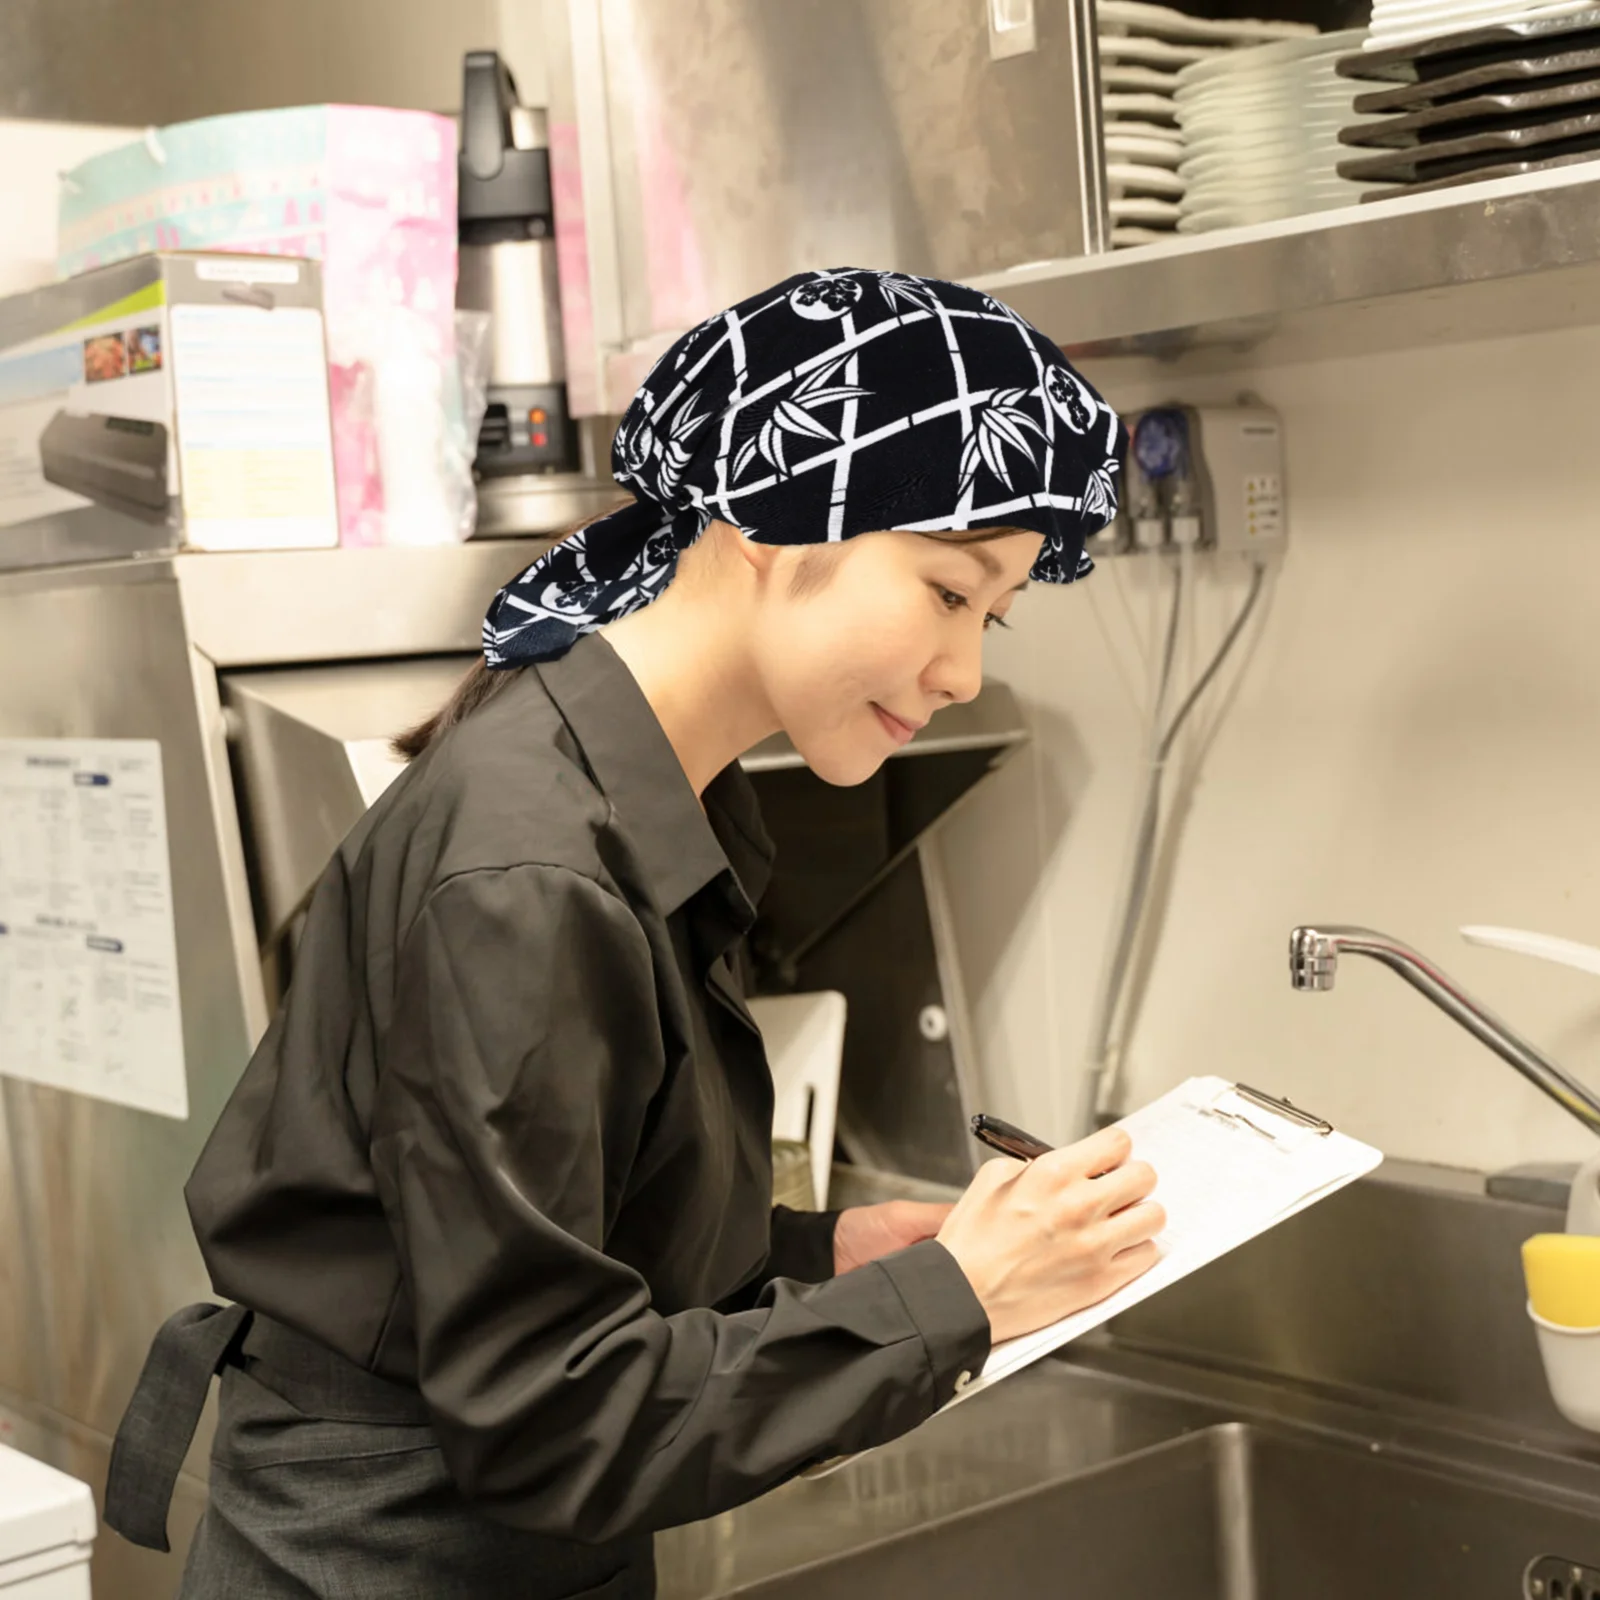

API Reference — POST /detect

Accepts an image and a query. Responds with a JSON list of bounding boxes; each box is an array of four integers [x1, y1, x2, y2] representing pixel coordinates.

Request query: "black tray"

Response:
[[1357, 141, 1600, 192], [1342, 75, 1600, 144], [1351, 46, 1600, 110], [1337, 112, 1600, 180], [1337, 9, 1600, 84]]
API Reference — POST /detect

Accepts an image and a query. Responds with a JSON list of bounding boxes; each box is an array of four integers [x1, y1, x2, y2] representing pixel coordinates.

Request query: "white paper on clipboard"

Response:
[[804, 1075, 1382, 1479]]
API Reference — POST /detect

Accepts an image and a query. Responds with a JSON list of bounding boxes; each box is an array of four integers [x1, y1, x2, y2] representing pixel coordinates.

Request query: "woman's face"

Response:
[[754, 529, 1045, 786]]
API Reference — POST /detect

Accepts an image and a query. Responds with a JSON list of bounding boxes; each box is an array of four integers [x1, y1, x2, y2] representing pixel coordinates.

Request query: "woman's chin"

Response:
[[795, 735, 887, 788]]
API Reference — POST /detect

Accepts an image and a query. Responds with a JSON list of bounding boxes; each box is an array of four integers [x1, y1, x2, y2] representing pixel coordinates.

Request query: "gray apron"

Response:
[[105, 1303, 655, 1600]]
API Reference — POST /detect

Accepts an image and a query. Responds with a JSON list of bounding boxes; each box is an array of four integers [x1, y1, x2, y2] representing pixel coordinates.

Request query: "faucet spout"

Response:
[[1289, 925, 1600, 1138]]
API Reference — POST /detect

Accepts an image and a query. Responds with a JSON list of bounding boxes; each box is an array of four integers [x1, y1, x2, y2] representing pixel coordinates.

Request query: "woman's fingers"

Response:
[[1104, 1199, 1167, 1254], [1088, 1159, 1157, 1219], [1034, 1125, 1133, 1187]]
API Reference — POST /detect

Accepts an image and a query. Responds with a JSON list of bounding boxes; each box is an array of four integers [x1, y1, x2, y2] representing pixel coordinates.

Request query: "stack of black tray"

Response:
[[1335, 9, 1600, 195]]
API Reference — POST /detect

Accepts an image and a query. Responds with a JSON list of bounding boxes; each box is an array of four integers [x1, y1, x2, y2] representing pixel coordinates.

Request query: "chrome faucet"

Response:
[[1289, 925, 1600, 1138]]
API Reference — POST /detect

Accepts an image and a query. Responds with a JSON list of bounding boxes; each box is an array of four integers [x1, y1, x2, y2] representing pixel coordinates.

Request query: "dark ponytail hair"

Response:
[[390, 507, 621, 762], [391, 657, 520, 762]]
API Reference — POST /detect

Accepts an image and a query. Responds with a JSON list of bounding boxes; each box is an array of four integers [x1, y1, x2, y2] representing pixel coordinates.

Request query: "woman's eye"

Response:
[[936, 585, 1010, 630]]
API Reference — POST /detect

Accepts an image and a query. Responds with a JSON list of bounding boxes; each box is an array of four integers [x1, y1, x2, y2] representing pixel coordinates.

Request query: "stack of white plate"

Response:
[[1174, 29, 1380, 233], [1098, 1, 1318, 245], [1365, 0, 1595, 49]]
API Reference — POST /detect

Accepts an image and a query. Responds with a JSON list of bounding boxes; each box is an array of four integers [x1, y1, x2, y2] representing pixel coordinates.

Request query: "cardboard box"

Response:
[[0, 252, 338, 572]]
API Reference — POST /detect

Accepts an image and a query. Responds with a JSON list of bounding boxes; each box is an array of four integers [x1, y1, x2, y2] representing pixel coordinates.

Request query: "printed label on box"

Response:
[[196, 259, 302, 285], [169, 302, 338, 550]]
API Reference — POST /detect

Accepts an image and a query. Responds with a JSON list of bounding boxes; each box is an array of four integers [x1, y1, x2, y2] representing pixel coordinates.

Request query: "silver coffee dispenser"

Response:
[[455, 49, 578, 484]]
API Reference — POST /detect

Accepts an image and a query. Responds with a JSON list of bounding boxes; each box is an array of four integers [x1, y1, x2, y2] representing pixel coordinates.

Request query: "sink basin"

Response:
[[725, 1423, 1600, 1599]]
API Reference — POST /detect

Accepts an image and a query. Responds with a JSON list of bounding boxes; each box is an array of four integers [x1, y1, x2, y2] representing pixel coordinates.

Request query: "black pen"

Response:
[[971, 1112, 1055, 1162]]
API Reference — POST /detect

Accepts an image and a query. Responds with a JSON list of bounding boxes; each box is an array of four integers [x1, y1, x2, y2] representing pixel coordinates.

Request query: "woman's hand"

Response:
[[832, 1200, 954, 1275], [936, 1125, 1164, 1345]]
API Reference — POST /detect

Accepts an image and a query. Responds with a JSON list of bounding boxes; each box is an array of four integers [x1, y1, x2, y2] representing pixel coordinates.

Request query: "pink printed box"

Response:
[[59, 106, 458, 547]]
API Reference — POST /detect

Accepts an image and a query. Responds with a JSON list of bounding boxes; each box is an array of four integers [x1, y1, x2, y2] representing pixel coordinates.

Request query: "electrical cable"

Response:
[[1076, 551, 1186, 1136], [1075, 558, 1269, 1136]]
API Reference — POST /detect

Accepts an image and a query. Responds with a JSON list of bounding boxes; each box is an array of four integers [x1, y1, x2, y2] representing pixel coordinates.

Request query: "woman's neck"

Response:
[[599, 581, 778, 797]]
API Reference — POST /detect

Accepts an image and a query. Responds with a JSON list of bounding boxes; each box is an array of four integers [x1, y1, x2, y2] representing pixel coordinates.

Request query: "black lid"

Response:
[[458, 50, 552, 233]]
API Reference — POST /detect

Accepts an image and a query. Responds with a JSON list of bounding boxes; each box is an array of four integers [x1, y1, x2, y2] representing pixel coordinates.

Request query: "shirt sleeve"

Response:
[[765, 1205, 840, 1284], [713, 1206, 839, 1314], [371, 864, 991, 1544]]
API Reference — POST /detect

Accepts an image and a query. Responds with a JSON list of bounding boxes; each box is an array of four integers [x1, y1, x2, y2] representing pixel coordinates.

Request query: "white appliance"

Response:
[[0, 1446, 95, 1597]]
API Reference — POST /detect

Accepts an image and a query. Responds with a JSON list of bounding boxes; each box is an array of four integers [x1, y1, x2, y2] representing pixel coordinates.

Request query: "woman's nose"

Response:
[[924, 629, 984, 706]]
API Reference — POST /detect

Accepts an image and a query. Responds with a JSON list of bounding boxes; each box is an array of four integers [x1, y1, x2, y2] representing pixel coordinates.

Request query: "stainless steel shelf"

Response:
[[972, 162, 1600, 364]]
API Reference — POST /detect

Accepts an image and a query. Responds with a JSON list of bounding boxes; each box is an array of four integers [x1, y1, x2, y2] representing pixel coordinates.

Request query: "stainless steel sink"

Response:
[[723, 1422, 1600, 1599], [656, 1167, 1600, 1599]]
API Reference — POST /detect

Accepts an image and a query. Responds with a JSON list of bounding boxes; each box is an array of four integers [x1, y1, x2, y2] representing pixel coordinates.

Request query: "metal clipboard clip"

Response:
[[1199, 1081, 1334, 1145]]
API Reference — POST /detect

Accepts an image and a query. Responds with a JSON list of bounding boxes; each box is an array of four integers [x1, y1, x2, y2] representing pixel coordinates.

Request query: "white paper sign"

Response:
[[0, 739, 187, 1118]]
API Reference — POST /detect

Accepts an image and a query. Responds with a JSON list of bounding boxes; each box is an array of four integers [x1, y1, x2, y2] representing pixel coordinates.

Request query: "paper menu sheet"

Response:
[[803, 1076, 1380, 1479], [0, 739, 187, 1118]]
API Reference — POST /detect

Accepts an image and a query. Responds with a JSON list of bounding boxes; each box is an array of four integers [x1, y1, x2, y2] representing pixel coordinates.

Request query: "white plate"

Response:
[[1179, 91, 1352, 118], [1177, 209, 1249, 232], [1111, 223, 1179, 247], [1176, 65, 1352, 93], [1097, 0, 1318, 43], [1181, 115, 1351, 143], [1098, 33, 1224, 66], [1180, 125, 1349, 155], [1110, 194, 1183, 222], [1185, 176, 1361, 207], [1175, 28, 1369, 88], [1182, 151, 1330, 178], [1365, 1, 1590, 42], [1102, 64, 1183, 91], [1175, 85, 1354, 117], [1179, 110, 1353, 140], [1175, 61, 1357, 98], [1107, 94, 1184, 126], [1373, 0, 1570, 16], [1107, 161, 1187, 195], [1106, 134, 1185, 166], [1105, 118, 1184, 142]]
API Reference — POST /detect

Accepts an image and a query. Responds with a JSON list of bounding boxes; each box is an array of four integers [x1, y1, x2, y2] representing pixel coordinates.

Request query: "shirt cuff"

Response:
[[766, 1205, 840, 1285], [874, 1239, 992, 1405]]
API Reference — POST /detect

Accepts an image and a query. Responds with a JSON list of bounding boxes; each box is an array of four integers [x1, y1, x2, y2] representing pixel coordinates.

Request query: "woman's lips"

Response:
[[872, 703, 921, 745]]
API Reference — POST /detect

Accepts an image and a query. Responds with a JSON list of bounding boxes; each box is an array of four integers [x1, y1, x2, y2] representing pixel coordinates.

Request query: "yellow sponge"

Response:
[[1523, 1233, 1600, 1328]]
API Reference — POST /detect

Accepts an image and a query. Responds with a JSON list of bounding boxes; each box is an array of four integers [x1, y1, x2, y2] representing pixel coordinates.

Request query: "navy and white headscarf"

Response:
[[484, 267, 1127, 667]]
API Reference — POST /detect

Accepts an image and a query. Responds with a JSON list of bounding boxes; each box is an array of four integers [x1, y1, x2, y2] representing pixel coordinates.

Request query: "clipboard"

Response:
[[803, 1075, 1382, 1480]]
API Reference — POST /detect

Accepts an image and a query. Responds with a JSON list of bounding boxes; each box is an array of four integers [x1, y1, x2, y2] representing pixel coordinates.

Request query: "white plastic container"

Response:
[[1529, 1305, 1600, 1434], [0, 1445, 95, 1597]]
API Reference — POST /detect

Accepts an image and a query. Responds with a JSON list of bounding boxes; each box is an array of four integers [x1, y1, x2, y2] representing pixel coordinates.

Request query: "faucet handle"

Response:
[[1460, 925, 1600, 981]]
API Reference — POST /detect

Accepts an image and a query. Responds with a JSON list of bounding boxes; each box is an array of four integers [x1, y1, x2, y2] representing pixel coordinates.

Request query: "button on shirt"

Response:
[[185, 633, 991, 1543]]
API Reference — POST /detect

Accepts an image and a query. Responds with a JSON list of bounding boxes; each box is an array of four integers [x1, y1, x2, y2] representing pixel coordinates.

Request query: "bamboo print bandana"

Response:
[[483, 268, 1127, 667]]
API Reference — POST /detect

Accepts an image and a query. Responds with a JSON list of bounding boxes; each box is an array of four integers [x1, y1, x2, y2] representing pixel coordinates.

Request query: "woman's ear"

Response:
[[727, 524, 780, 576]]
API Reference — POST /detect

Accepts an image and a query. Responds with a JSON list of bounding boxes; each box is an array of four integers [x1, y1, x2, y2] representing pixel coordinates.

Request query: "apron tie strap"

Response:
[[104, 1301, 252, 1552]]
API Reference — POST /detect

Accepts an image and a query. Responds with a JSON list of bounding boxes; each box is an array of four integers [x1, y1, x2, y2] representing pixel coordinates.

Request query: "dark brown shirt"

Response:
[[186, 633, 990, 1543]]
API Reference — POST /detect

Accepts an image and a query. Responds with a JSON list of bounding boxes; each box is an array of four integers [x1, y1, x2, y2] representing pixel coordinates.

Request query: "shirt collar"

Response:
[[532, 634, 775, 918]]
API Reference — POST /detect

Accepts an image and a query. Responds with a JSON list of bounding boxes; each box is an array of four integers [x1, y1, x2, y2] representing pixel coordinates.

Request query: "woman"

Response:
[[106, 268, 1164, 1599]]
